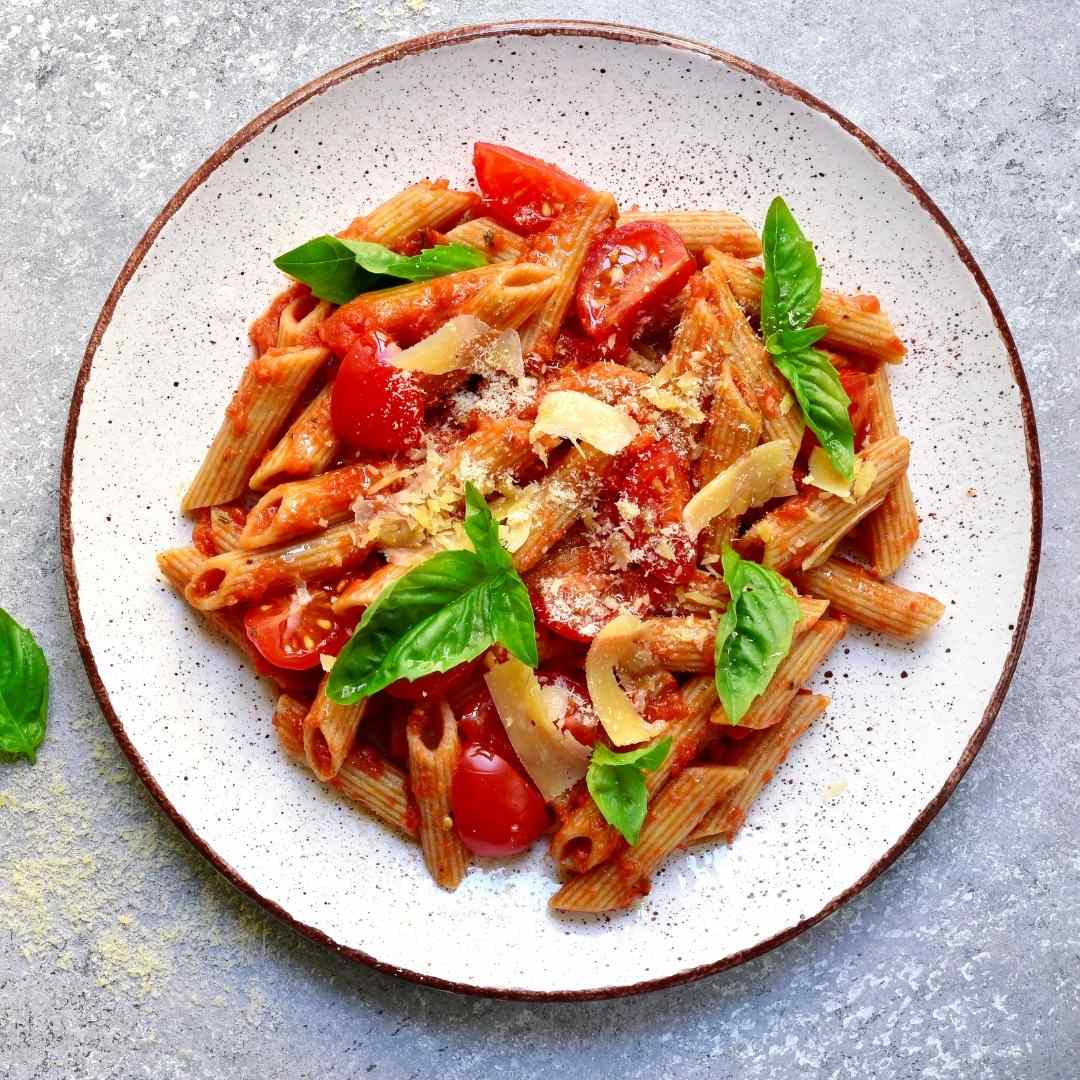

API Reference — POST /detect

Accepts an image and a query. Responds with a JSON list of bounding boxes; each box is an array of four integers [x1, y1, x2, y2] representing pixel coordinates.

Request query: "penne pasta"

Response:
[[407, 702, 470, 890], [274, 694, 418, 839], [444, 216, 526, 262], [277, 294, 335, 348], [709, 617, 846, 728], [862, 368, 920, 576], [457, 261, 558, 330], [703, 248, 907, 364], [207, 505, 244, 553], [249, 382, 338, 492], [182, 345, 330, 511], [339, 180, 479, 245], [796, 557, 944, 638], [618, 209, 761, 257], [550, 766, 747, 912], [690, 692, 829, 843], [302, 674, 369, 781]]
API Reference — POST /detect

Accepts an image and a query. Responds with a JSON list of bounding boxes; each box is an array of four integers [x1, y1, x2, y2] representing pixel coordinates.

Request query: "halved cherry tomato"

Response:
[[604, 437, 698, 586], [243, 586, 358, 671], [330, 328, 424, 453], [384, 659, 483, 702], [537, 669, 600, 747], [451, 744, 548, 857], [528, 546, 652, 643], [838, 368, 871, 449], [473, 142, 590, 233], [455, 682, 519, 764], [576, 222, 695, 346]]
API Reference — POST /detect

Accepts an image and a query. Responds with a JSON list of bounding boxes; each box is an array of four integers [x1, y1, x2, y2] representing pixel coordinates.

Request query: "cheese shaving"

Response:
[[852, 457, 876, 500], [585, 613, 664, 747], [529, 391, 640, 455], [682, 440, 796, 538], [388, 316, 492, 374], [805, 449, 879, 501], [484, 657, 590, 800]]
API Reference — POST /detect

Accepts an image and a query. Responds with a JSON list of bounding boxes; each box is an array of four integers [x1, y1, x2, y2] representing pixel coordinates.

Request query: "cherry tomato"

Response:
[[330, 328, 423, 453], [537, 669, 600, 747], [528, 546, 651, 643], [604, 437, 698, 586], [451, 744, 548, 857], [576, 222, 695, 345], [473, 142, 591, 233], [384, 659, 482, 701], [455, 682, 520, 764], [838, 368, 871, 449], [243, 586, 358, 670]]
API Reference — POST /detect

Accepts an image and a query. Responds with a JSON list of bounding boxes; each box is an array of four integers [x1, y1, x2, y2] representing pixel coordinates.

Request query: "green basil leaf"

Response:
[[771, 347, 855, 482], [760, 197, 822, 338], [273, 235, 388, 305], [326, 484, 536, 703], [0, 607, 49, 763], [714, 548, 800, 725], [341, 240, 487, 282], [586, 737, 672, 846], [765, 324, 828, 356]]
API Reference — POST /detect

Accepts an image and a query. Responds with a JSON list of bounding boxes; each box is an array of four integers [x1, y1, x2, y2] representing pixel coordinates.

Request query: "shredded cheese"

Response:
[[484, 657, 590, 800], [529, 390, 640, 455], [682, 440, 796, 538], [585, 613, 664, 746]]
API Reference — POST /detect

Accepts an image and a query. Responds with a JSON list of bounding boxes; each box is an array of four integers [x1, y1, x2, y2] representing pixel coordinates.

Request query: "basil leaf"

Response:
[[0, 608, 49, 763], [275, 236, 487, 304], [326, 484, 536, 703], [771, 347, 855, 482], [273, 236, 388, 305], [714, 548, 800, 725], [760, 196, 822, 338], [586, 738, 672, 846], [765, 324, 828, 356], [341, 240, 487, 282]]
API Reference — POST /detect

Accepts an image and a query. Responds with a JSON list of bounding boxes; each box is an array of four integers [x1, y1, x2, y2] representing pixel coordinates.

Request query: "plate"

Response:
[[61, 22, 1040, 999]]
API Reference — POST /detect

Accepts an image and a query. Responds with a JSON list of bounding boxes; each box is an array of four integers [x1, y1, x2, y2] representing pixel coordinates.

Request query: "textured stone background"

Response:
[[0, 2, 1074, 1077]]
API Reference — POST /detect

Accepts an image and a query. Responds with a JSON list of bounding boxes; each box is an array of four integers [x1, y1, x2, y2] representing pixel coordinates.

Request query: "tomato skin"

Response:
[[384, 659, 482, 702], [243, 587, 358, 671], [576, 222, 695, 344], [473, 142, 590, 234], [537, 669, 600, 747], [455, 682, 520, 764], [838, 368, 871, 449], [451, 744, 548, 857], [330, 328, 423, 453]]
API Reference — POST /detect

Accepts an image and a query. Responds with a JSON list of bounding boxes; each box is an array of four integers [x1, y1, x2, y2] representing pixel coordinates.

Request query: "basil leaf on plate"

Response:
[[326, 483, 536, 704], [713, 547, 800, 725], [274, 235, 486, 305], [586, 738, 672, 846], [760, 197, 854, 481], [0, 607, 49, 763], [771, 347, 855, 482]]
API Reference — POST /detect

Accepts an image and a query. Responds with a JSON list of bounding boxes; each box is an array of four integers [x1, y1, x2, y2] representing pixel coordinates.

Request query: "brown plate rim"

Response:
[[59, 19, 1043, 1002]]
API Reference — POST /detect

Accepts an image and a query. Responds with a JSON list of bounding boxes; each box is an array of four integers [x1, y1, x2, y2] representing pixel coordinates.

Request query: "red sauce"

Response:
[[250, 283, 309, 354], [191, 508, 216, 557]]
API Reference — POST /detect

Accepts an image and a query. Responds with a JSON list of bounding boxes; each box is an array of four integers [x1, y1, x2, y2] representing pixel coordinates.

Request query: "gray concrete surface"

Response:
[[0, 2, 1075, 1077]]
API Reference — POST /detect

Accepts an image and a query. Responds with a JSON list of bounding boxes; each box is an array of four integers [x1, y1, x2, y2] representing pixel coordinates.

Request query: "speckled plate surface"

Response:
[[61, 22, 1039, 999]]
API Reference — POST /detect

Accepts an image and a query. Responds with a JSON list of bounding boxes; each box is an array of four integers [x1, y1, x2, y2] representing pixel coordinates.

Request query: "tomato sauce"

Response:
[[250, 283, 309, 355]]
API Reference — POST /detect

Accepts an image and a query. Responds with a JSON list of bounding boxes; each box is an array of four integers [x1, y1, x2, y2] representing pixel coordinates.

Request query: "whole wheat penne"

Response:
[[709, 617, 846, 728], [333, 554, 427, 615], [277, 295, 335, 348], [457, 261, 558, 329], [445, 216, 526, 262], [550, 766, 747, 912], [704, 248, 907, 364], [249, 383, 338, 492], [302, 674, 369, 781], [691, 692, 829, 843], [550, 676, 717, 874], [618, 209, 761, 257], [274, 694, 418, 839], [653, 287, 725, 411], [241, 462, 401, 549], [520, 192, 618, 367], [156, 546, 313, 694], [339, 180, 479, 245], [407, 702, 469, 890], [207, 506, 244, 553], [701, 260, 805, 450], [863, 368, 920, 576], [796, 557, 943, 638], [185, 518, 408, 611], [182, 345, 330, 511]]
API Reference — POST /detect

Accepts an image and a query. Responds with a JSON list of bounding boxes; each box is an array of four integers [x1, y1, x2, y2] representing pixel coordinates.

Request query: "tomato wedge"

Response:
[[330, 328, 424, 453], [576, 221, 695, 345], [473, 142, 590, 234], [243, 586, 358, 670]]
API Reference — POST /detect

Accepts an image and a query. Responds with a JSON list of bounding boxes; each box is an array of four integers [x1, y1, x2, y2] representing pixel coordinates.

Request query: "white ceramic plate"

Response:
[[62, 22, 1040, 998]]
